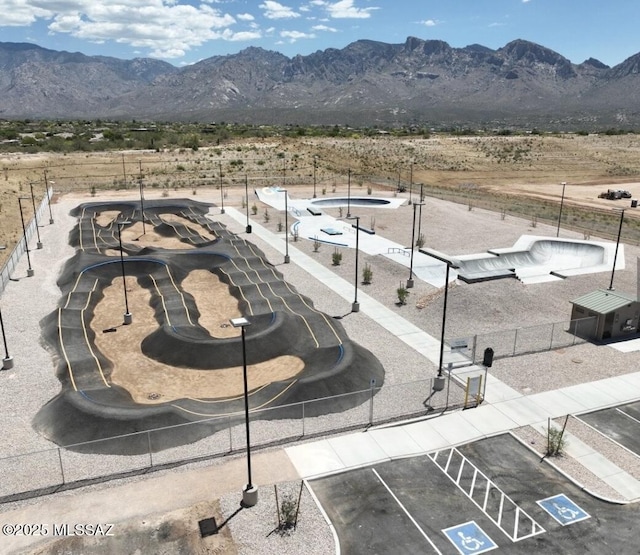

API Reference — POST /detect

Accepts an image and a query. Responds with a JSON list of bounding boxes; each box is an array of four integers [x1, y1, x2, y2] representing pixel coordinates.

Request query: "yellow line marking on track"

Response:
[[184, 383, 270, 404], [149, 273, 171, 327], [171, 380, 297, 416], [58, 307, 77, 391], [218, 268, 253, 315], [164, 265, 195, 326], [80, 278, 110, 387]]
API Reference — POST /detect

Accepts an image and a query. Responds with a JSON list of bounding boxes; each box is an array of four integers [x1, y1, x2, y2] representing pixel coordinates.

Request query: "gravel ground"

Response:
[[1, 184, 640, 553]]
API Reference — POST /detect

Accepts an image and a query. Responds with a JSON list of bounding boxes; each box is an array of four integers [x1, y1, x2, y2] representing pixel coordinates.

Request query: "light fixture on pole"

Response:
[[347, 168, 352, 218], [244, 175, 252, 234], [556, 181, 567, 237], [44, 170, 54, 224], [229, 316, 258, 508], [28, 183, 43, 249], [219, 161, 225, 214], [283, 189, 290, 264], [18, 197, 34, 277], [408, 160, 414, 205], [0, 307, 13, 370], [138, 161, 146, 236], [347, 215, 360, 312], [608, 209, 625, 291], [117, 221, 133, 325], [313, 156, 318, 198], [407, 202, 424, 289], [423, 250, 459, 391]]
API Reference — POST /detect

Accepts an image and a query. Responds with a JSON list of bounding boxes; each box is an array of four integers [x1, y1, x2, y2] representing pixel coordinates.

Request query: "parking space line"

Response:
[[616, 407, 640, 425], [371, 468, 443, 555], [429, 448, 545, 542]]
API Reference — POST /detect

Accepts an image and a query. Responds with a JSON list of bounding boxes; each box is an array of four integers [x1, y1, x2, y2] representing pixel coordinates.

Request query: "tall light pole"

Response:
[[0, 307, 13, 370], [423, 250, 458, 391], [244, 175, 252, 234], [28, 182, 43, 249], [608, 209, 625, 291], [408, 160, 414, 205], [44, 170, 54, 224], [138, 161, 146, 236], [283, 190, 290, 264], [347, 168, 352, 218], [313, 156, 318, 198], [417, 184, 424, 246], [219, 161, 225, 214], [348, 215, 360, 312], [117, 221, 133, 325], [556, 181, 567, 238], [230, 316, 258, 507], [18, 197, 34, 277], [407, 202, 424, 288]]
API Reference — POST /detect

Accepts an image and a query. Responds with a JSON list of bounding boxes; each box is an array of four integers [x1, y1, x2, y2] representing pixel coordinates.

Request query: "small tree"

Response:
[[263, 208, 270, 223], [362, 263, 373, 284], [277, 219, 283, 232], [313, 236, 321, 252], [546, 417, 568, 457], [332, 248, 342, 266], [251, 203, 258, 215], [397, 283, 409, 305]]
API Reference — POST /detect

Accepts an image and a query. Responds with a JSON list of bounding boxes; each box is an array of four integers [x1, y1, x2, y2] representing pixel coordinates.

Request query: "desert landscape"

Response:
[[3, 133, 640, 269]]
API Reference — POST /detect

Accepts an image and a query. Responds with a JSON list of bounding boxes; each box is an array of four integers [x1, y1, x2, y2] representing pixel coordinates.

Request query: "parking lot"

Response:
[[309, 434, 639, 554], [577, 401, 640, 457]]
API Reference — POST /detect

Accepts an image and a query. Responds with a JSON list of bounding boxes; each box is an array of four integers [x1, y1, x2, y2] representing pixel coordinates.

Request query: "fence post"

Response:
[[147, 431, 153, 468], [513, 328, 519, 356], [549, 322, 555, 350], [369, 379, 376, 426], [302, 401, 305, 437], [471, 335, 477, 365], [228, 415, 233, 453], [57, 448, 66, 485]]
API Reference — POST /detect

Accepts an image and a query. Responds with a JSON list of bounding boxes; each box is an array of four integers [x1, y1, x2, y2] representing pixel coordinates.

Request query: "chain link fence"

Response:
[[450, 316, 597, 365], [0, 376, 466, 503]]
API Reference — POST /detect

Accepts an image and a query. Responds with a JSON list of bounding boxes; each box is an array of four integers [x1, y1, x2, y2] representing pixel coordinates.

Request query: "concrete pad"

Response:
[[426, 411, 484, 445], [484, 375, 523, 403], [576, 451, 626, 480], [368, 427, 425, 458], [285, 439, 345, 478], [529, 389, 590, 417], [326, 433, 390, 469], [603, 472, 640, 500], [402, 421, 452, 452], [460, 404, 521, 436], [493, 396, 552, 427], [560, 382, 620, 411]]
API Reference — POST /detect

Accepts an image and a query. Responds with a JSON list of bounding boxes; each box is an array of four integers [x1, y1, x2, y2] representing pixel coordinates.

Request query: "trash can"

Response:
[[632, 199, 638, 208]]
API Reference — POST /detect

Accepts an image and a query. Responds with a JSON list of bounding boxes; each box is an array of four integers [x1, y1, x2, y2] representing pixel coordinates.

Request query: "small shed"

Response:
[[570, 289, 640, 340]]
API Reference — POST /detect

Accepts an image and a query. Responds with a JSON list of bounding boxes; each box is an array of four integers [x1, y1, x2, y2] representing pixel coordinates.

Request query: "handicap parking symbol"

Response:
[[537, 493, 590, 526], [442, 521, 497, 554]]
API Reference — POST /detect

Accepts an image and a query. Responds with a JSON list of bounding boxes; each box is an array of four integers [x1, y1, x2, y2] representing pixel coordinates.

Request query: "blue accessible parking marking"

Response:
[[442, 521, 498, 554], [537, 494, 590, 526]]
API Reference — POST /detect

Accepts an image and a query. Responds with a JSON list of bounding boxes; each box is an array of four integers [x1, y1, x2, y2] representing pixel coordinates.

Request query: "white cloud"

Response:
[[421, 19, 438, 27], [312, 24, 337, 32], [280, 29, 316, 42], [0, 0, 269, 59], [324, 0, 378, 19], [259, 1, 300, 20]]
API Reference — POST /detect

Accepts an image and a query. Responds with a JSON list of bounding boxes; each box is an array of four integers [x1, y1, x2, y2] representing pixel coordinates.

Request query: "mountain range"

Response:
[[2, 37, 640, 128]]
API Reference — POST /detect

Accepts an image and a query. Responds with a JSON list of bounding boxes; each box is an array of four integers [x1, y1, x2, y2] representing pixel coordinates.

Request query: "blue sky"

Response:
[[1, 0, 638, 67]]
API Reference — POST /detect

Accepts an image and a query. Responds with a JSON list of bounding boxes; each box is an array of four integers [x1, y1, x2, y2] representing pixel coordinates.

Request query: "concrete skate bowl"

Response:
[[310, 197, 392, 207], [452, 239, 607, 283], [34, 199, 385, 455]]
